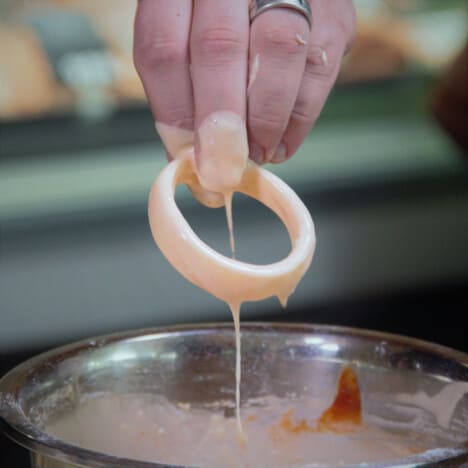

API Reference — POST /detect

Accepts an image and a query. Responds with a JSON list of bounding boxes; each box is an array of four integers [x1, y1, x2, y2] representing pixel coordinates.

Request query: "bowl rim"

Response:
[[1, 322, 467, 468]]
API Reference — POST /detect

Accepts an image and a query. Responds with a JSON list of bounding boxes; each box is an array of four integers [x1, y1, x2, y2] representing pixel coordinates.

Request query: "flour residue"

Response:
[[247, 53, 260, 95], [396, 381, 468, 429], [295, 33, 307, 45]]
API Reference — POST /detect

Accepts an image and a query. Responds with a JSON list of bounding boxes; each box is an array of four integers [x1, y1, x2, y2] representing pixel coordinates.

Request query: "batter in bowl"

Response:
[[46, 367, 428, 467]]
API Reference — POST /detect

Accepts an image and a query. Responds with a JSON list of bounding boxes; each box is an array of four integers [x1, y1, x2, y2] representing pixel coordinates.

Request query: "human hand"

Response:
[[134, 0, 355, 170]]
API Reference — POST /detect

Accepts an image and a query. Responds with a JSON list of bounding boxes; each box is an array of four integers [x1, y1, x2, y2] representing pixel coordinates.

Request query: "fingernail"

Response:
[[249, 143, 264, 164], [270, 142, 287, 163]]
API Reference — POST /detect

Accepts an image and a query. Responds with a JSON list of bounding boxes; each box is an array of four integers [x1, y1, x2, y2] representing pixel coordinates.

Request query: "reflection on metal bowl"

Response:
[[0, 323, 467, 467]]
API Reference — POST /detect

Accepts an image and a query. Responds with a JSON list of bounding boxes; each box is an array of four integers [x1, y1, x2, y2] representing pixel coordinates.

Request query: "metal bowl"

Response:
[[1, 323, 467, 468]]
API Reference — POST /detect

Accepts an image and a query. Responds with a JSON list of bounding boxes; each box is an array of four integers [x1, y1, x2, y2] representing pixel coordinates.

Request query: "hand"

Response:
[[134, 0, 355, 166]]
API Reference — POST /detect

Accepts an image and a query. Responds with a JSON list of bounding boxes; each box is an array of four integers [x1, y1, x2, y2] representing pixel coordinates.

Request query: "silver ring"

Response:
[[250, 0, 312, 29]]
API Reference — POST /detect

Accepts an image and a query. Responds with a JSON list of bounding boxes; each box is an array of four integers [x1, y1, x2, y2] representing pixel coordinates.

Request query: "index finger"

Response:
[[133, 0, 193, 132], [190, 0, 250, 193]]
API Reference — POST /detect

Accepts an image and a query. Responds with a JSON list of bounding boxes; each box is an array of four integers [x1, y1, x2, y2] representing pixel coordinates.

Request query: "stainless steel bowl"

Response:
[[1, 323, 467, 468]]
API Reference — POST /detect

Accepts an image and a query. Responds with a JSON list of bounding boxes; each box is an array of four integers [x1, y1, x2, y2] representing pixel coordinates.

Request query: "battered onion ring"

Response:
[[148, 156, 316, 306]]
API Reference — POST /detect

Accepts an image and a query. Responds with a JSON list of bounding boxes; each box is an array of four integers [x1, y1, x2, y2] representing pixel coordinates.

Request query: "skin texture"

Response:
[[134, 0, 355, 168]]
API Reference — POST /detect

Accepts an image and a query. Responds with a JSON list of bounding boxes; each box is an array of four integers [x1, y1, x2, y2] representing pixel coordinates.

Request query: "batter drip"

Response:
[[151, 113, 316, 442]]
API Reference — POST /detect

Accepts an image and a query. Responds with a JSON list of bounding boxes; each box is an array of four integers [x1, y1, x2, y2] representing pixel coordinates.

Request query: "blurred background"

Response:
[[0, 0, 467, 463]]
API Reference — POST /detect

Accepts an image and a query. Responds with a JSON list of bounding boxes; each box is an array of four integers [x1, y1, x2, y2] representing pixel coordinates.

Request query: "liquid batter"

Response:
[[45, 368, 427, 467], [151, 113, 315, 441]]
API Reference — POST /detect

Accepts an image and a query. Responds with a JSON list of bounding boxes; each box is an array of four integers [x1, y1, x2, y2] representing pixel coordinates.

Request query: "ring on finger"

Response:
[[249, 0, 312, 28]]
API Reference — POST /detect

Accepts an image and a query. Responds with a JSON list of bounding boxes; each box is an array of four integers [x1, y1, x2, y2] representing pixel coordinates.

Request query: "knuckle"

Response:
[[334, 17, 355, 51], [164, 114, 194, 131], [192, 27, 246, 58], [330, 1, 357, 53], [249, 111, 285, 134], [259, 25, 303, 56], [249, 86, 291, 134], [291, 102, 319, 125], [344, 12, 357, 52], [305, 48, 335, 81], [134, 35, 185, 71]]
